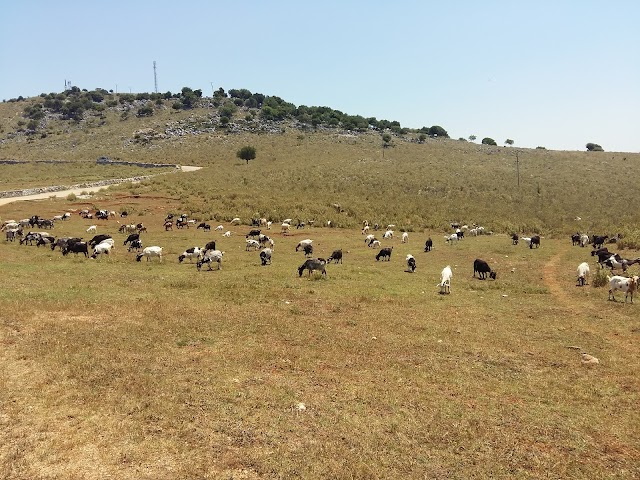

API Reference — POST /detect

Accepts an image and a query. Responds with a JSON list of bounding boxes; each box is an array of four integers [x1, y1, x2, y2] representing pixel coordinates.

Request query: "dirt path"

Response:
[[542, 241, 587, 316], [0, 165, 202, 207]]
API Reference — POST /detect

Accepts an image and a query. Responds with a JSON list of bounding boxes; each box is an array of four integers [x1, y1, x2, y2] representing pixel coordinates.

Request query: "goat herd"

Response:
[[1, 211, 637, 303]]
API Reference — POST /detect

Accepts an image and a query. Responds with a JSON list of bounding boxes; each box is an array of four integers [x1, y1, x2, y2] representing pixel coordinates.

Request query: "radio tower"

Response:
[[153, 61, 158, 93]]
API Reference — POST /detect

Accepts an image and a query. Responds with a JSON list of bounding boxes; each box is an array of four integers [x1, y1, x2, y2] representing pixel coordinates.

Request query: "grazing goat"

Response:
[[91, 241, 114, 259], [298, 258, 327, 277], [529, 235, 541, 249], [296, 239, 313, 252], [401, 232, 408, 243], [127, 239, 143, 252], [230, 217, 241, 225], [439, 266, 452, 294], [327, 249, 343, 264], [215, 225, 224, 231], [123, 233, 140, 246], [86, 225, 97, 233], [576, 262, 590, 286], [246, 229, 261, 238], [51, 237, 81, 251], [204, 241, 217, 253], [445, 233, 459, 244], [607, 275, 639, 303], [376, 247, 393, 261], [136, 246, 163, 262], [383, 230, 394, 240], [197, 223, 211, 231], [197, 250, 224, 271], [473, 259, 497, 280], [303, 244, 314, 257], [370, 240, 381, 248], [580, 234, 589, 247], [281, 223, 291, 235], [223, 231, 232, 237], [178, 247, 202, 263], [164, 221, 173, 231], [246, 239, 261, 251], [62, 241, 89, 257], [592, 235, 608, 249], [571, 233, 581, 246], [365, 234, 376, 246], [511, 233, 519, 245], [424, 237, 433, 252], [260, 248, 272, 266], [406, 254, 416, 272], [88, 234, 112, 248]]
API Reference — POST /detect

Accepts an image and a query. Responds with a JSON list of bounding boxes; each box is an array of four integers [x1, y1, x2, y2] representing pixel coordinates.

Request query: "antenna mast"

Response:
[[153, 61, 158, 93]]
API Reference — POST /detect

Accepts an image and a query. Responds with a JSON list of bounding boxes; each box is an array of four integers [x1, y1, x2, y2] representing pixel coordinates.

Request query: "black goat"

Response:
[[376, 247, 393, 261], [123, 233, 140, 246], [197, 223, 211, 231], [298, 258, 327, 277], [88, 234, 112, 247], [327, 249, 343, 264], [424, 237, 433, 252], [473, 259, 497, 280], [592, 235, 608, 249], [529, 235, 541, 249], [62, 241, 88, 257], [511, 233, 519, 245]]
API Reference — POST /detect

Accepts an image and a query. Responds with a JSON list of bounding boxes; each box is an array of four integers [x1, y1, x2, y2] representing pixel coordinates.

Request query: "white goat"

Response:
[[281, 223, 291, 235], [445, 233, 459, 244], [607, 275, 639, 303], [86, 225, 97, 233], [576, 262, 590, 286], [267, 221, 272, 230], [215, 225, 224, 231], [246, 239, 261, 251], [136, 246, 163, 262], [401, 232, 408, 243], [178, 247, 203, 263], [439, 266, 452, 294], [91, 241, 114, 259], [370, 240, 381, 248], [231, 217, 241, 225], [383, 230, 394, 239], [197, 250, 224, 271], [223, 231, 232, 237], [295, 239, 313, 252], [580, 234, 589, 247]]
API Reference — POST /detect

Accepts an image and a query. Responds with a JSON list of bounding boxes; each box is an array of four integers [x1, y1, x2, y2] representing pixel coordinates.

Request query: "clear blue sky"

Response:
[[1, 1, 638, 152]]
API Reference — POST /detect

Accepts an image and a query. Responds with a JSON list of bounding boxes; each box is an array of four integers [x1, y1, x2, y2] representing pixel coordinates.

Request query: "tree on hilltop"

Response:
[[482, 137, 497, 146], [586, 142, 604, 152], [505, 139, 514, 146]]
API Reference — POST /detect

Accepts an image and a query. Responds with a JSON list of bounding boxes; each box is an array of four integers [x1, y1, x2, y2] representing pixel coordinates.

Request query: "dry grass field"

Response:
[[1, 96, 639, 478], [1, 191, 639, 479]]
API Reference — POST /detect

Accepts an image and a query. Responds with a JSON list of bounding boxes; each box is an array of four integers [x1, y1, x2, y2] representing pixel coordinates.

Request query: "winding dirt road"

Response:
[[0, 165, 202, 207]]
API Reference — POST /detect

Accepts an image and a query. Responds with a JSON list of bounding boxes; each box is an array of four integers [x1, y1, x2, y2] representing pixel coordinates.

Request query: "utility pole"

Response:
[[153, 61, 158, 93]]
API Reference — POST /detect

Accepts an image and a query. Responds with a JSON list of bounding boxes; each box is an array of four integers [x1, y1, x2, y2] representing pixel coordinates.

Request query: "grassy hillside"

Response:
[[2, 93, 639, 239]]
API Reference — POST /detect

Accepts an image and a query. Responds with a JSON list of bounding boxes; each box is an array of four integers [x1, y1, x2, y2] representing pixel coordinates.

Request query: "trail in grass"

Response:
[[543, 241, 586, 315]]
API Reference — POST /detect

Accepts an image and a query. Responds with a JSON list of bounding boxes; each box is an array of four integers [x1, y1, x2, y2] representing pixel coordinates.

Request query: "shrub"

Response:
[[592, 266, 609, 288], [67, 193, 77, 201]]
